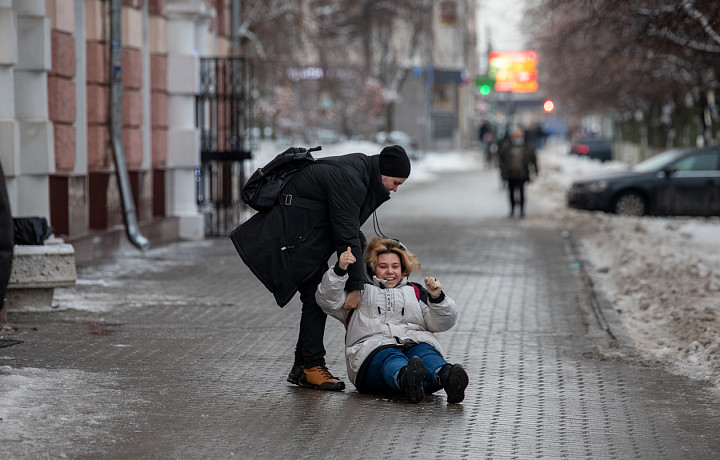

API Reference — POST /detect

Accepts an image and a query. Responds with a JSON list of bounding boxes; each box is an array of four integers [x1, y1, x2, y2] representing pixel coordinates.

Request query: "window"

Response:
[[672, 151, 720, 171]]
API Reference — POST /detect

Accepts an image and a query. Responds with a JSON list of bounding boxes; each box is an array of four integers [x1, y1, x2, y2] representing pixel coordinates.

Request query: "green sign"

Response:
[[474, 75, 495, 95]]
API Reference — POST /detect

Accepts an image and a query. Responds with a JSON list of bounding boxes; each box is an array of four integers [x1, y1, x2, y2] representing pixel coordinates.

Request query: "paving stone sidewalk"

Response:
[[1, 169, 719, 459]]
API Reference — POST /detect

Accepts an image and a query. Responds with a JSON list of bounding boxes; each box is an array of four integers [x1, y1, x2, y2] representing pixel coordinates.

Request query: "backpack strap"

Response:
[[409, 282, 429, 304], [275, 155, 351, 211], [278, 193, 326, 211]]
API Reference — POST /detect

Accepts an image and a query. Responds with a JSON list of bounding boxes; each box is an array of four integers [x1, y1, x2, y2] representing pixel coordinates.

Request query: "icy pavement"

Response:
[[290, 138, 720, 392], [1, 139, 719, 458]]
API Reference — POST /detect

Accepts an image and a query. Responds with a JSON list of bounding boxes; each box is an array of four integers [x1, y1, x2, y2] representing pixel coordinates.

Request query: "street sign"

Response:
[[488, 50, 538, 93]]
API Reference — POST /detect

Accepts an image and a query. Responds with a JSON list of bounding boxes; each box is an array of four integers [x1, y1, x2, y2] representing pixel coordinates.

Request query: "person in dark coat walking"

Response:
[[231, 145, 411, 390], [498, 127, 539, 217]]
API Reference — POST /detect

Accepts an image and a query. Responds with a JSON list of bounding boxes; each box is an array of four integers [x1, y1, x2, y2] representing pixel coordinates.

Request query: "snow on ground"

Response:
[[525, 140, 720, 392], [0, 365, 137, 450]]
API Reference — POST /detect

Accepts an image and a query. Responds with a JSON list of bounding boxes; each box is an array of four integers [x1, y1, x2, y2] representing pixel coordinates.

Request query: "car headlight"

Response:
[[585, 180, 608, 192]]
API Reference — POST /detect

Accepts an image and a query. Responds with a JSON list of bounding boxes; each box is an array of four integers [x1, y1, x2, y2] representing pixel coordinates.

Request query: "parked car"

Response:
[[566, 146, 720, 216], [570, 138, 613, 162]]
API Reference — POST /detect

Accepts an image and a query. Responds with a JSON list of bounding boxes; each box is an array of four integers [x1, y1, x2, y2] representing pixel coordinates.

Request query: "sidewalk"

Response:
[[2, 168, 719, 459]]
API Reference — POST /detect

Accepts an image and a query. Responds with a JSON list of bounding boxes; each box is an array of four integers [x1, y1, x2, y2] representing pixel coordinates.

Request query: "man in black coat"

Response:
[[231, 145, 411, 390]]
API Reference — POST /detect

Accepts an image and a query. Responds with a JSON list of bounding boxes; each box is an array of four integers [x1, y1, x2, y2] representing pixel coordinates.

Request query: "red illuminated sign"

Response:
[[488, 50, 538, 93]]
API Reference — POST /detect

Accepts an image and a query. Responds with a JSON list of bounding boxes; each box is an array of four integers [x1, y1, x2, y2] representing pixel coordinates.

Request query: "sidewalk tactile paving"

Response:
[[2, 214, 719, 459]]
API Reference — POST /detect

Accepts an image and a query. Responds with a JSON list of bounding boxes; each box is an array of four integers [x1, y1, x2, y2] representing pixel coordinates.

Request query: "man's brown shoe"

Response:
[[299, 365, 345, 391]]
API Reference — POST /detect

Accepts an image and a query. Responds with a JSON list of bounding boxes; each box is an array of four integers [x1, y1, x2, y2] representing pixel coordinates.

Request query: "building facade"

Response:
[[0, 0, 236, 263], [394, 0, 478, 150]]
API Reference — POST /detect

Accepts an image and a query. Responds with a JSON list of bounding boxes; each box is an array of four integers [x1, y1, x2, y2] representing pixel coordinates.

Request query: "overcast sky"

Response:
[[476, 0, 528, 70]]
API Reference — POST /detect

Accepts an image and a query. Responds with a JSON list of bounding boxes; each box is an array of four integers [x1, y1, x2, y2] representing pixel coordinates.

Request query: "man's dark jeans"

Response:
[[293, 264, 328, 368]]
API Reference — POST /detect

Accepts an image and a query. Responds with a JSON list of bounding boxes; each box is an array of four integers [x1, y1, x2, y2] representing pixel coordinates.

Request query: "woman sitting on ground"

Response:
[[315, 237, 469, 404]]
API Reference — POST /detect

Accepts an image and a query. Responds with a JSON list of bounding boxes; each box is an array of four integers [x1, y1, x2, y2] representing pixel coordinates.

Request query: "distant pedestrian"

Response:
[[231, 145, 411, 392], [529, 122, 547, 150], [498, 126, 539, 217], [482, 125, 497, 169], [478, 121, 490, 145], [315, 238, 469, 404]]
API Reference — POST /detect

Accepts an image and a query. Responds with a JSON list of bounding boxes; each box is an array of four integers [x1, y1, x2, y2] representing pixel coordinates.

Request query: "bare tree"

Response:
[[526, 0, 720, 146], [230, 0, 433, 139], [306, 0, 434, 135]]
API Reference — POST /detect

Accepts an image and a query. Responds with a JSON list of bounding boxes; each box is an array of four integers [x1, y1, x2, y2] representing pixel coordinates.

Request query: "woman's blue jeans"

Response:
[[360, 343, 447, 395]]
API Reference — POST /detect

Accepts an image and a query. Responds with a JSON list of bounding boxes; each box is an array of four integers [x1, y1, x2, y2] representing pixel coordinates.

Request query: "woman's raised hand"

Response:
[[338, 246, 356, 270], [424, 276, 442, 298]]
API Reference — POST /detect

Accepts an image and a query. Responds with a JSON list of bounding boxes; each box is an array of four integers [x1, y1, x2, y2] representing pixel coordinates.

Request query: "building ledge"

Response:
[[7, 238, 77, 309]]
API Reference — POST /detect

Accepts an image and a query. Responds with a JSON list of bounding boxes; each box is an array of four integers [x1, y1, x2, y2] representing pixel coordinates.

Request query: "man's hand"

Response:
[[343, 290, 362, 310], [338, 246, 356, 271], [424, 276, 442, 299]]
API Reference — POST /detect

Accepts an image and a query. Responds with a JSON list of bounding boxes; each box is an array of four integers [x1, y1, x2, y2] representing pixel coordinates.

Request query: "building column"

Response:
[[69, 0, 89, 235], [12, 0, 54, 218], [164, 0, 210, 240], [48, 0, 81, 238], [148, 0, 168, 219], [120, 2, 152, 224], [135, 0, 152, 224], [0, 0, 19, 211]]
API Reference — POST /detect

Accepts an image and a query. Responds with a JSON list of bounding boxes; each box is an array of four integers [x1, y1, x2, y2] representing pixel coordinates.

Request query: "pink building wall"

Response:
[[42, 0, 232, 248], [86, 42, 110, 171], [151, 55, 168, 168], [49, 30, 76, 173]]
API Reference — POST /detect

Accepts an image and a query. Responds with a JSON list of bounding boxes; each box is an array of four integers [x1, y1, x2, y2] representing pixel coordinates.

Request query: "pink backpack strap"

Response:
[[411, 283, 421, 300], [409, 282, 428, 304]]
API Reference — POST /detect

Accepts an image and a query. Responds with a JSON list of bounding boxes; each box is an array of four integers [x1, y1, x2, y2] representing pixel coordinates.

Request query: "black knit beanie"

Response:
[[378, 145, 411, 178]]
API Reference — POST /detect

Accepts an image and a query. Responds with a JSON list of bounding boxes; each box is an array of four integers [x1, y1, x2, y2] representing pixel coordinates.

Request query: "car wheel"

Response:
[[613, 191, 646, 216]]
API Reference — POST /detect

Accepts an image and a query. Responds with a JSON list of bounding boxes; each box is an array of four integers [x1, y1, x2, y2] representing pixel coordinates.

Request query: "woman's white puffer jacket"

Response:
[[315, 267, 457, 385]]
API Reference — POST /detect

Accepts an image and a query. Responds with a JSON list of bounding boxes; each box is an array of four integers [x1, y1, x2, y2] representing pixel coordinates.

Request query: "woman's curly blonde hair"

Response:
[[364, 237, 420, 278]]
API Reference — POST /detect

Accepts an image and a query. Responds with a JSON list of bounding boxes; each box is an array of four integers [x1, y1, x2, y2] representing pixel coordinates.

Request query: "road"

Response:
[[2, 163, 719, 459]]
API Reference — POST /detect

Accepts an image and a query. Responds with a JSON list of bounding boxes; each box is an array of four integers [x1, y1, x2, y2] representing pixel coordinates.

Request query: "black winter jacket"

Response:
[[230, 153, 390, 307], [498, 139, 538, 182]]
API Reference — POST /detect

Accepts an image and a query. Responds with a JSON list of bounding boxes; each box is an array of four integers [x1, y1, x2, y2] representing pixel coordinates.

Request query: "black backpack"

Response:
[[241, 146, 321, 212]]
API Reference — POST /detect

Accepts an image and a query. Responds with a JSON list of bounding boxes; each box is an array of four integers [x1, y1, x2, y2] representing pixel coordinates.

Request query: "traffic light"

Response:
[[543, 100, 555, 113], [475, 75, 496, 95]]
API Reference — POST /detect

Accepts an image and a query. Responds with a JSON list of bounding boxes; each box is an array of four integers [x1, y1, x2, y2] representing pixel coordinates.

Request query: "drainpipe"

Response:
[[231, 0, 240, 54], [110, 0, 149, 250]]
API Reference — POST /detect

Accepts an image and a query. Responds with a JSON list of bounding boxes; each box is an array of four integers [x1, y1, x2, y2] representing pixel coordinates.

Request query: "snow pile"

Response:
[[527, 141, 720, 391]]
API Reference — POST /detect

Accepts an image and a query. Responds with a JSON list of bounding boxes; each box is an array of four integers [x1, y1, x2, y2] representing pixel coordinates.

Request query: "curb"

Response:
[[565, 230, 636, 355]]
